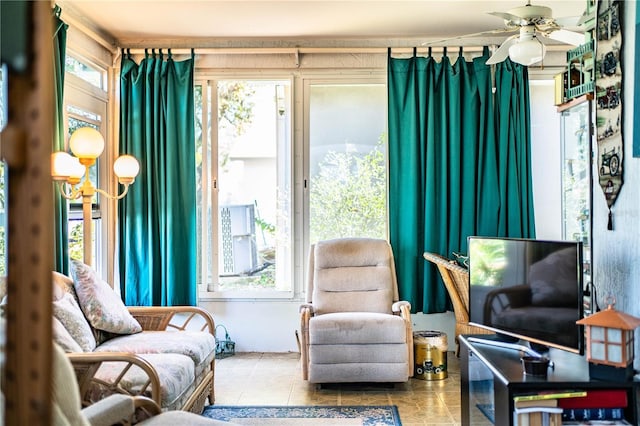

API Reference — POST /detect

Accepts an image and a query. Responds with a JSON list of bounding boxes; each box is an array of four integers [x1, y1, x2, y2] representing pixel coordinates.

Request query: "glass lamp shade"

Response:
[[508, 38, 546, 66], [51, 152, 74, 180], [69, 127, 105, 160], [68, 156, 86, 181], [113, 155, 140, 183], [51, 152, 85, 183]]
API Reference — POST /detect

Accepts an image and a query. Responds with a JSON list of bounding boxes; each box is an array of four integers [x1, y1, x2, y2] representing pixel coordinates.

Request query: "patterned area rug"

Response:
[[202, 405, 402, 425]]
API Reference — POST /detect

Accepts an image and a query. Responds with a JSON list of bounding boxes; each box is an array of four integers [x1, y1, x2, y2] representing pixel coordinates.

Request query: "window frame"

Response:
[[63, 53, 110, 275], [196, 76, 296, 300], [301, 75, 389, 256], [196, 71, 389, 301]]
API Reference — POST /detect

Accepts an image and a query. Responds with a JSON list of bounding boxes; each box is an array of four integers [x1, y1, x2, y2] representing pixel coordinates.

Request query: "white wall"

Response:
[[529, 81, 563, 240], [592, 0, 640, 370]]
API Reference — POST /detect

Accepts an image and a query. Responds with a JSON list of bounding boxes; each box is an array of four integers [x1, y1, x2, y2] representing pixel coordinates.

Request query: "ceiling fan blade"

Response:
[[421, 28, 515, 46], [547, 28, 585, 46], [485, 35, 519, 65], [488, 11, 528, 26]]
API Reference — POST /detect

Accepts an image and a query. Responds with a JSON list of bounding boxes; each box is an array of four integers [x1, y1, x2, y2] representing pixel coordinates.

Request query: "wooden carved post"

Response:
[[1, 2, 54, 424]]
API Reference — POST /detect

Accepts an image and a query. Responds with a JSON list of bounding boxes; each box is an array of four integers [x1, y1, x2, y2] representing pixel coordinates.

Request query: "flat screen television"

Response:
[[468, 236, 584, 354]]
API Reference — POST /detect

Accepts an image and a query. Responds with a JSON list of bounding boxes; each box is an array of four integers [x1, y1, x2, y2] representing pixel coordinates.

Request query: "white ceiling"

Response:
[[57, 0, 587, 47]]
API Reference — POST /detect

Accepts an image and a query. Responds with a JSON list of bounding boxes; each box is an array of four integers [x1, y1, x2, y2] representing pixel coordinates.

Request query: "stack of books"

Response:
[[513, 389, 632, 426], [513, 390, 585, 426], [559, 389, 629, 424]]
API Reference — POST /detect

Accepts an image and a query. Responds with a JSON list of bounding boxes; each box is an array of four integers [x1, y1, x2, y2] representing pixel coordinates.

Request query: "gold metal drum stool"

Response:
[[413, 330, 448, 380]]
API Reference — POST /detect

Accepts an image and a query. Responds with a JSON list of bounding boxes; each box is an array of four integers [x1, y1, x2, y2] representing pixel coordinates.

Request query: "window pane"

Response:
[[67, 218, 100, 265], [591, 342, 606, 360], [65, 56, 105, 90], [197, 80, 292, 293], [309, 83, 387, 244], [607, 344, 622, 363], [65, 110, 102, 269], [591, 326, 605, 340], [607, 328, 622, 343]]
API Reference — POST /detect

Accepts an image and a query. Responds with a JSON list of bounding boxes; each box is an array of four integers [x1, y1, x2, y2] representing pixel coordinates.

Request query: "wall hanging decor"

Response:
[[595, 0, 623, 230]]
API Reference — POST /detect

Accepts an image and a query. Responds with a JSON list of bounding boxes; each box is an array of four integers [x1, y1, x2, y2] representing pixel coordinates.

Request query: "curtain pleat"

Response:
[[388, 50, 534, 313], [119, 51, 197, 306], [53, 7, 69, 275]]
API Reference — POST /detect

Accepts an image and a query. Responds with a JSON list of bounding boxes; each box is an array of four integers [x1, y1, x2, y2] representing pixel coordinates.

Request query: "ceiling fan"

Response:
[[485, 1, 586, 66], [427, 1, 587, 66]]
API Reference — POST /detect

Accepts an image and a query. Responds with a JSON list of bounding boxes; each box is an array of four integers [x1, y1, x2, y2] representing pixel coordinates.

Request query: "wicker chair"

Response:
[[423, 252, 492, 356]]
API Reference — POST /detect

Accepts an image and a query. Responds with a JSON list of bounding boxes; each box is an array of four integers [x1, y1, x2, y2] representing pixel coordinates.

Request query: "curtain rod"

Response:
[[120, 46, 496, 55]]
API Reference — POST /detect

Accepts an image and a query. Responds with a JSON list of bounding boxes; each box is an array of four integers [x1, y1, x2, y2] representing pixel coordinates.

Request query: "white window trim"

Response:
[[196, 70, 388, 301], [196, 76, 296, 300], [64, 58, 110, 277]]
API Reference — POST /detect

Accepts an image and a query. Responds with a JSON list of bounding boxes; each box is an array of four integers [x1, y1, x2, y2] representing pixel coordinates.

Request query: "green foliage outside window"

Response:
[[310, 137, 386, 243]]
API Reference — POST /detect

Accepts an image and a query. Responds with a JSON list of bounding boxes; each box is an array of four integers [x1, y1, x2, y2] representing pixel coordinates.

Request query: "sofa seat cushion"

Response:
[[94, 331, 216, 368], [309, 312, 407, 345], [93, 353, 195, 410]]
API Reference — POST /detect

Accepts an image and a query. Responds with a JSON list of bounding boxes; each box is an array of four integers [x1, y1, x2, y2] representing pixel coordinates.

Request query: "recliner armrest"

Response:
[[392, 301, 411, 313], [299, 303, 314, 315]]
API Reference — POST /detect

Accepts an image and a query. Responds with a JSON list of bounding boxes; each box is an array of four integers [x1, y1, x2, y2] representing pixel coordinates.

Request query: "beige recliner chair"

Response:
[[299, 238, 413, 384]]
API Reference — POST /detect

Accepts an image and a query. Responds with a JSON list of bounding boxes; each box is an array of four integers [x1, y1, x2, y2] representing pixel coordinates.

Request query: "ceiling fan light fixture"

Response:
[[508, 36, 546, 65]]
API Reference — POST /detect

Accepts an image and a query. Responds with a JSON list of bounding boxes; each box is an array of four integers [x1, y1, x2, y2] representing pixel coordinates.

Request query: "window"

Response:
[[196, 79, 292, 296], [306, 81, 388, 244], [65, 55, 106, 90], [195, 74, 388, 298], [64, 54, 108, 273]]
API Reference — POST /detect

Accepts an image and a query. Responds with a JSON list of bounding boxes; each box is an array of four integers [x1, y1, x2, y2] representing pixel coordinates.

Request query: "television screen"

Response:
[[468, 236, 584, 354]]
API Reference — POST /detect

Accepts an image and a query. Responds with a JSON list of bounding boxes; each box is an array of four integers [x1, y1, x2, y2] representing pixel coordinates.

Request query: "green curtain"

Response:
[[119, 50, 196, 306], [388, 49, 535, 313], [53, 6, 69, 275]]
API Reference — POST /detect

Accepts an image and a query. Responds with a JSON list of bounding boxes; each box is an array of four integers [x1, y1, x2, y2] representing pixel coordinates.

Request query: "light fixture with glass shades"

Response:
[[507, 26, 547, 66], [576, 297, 640, 381], [51, 127, 140, 266]]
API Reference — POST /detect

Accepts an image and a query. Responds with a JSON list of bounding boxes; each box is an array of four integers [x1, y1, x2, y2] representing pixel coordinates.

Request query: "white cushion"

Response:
[[71, 260, 142, 335], [52, 316, 83, 353], [52, 292, 96, 352]]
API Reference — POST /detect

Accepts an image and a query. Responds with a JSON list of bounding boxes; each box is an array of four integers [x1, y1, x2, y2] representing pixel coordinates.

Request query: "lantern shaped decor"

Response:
[[576, 298, 640, 381]]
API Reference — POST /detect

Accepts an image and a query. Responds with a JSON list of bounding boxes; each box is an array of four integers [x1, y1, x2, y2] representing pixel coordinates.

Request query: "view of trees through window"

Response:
[[308, 83, 388, 245], [194, 80, 388, 293]]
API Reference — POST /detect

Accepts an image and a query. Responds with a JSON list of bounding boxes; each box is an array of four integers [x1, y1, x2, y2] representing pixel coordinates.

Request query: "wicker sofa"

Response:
[[51, 262, 216, 414]]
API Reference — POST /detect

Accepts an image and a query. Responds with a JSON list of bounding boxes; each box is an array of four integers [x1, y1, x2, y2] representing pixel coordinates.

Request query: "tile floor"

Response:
[[214, 352, 462, 425]]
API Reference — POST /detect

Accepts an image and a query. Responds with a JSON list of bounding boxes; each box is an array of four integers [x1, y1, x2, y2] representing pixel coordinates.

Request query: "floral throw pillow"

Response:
[[52, 316, 83, 353], [71, 260, 142, 335], [52, 292, 96, 352]]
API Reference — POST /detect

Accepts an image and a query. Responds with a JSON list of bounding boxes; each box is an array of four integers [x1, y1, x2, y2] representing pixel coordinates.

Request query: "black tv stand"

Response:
[[460, 335, 639, 426]]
